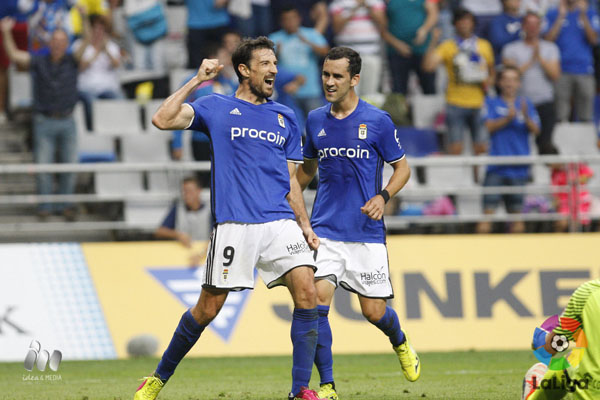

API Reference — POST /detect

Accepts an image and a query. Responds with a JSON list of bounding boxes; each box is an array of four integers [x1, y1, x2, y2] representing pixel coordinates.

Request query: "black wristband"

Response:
[[379, 189, 390, 204]]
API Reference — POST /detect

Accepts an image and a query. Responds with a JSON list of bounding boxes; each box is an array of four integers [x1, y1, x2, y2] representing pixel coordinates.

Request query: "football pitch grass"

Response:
[[2, 350, 535, 399]]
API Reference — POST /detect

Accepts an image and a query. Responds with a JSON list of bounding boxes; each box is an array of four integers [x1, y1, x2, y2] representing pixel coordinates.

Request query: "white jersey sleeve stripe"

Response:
[[387, 154, 406, 164], [182, 103, 195, 130]]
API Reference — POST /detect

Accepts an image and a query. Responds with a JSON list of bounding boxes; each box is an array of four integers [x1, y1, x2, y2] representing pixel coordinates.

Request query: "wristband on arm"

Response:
[[379, 189, 390, 204]]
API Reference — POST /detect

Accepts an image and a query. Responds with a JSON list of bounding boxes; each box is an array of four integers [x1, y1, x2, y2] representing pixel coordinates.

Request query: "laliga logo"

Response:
[[532, 315, 587, 372], [23, 340, 62, 372]]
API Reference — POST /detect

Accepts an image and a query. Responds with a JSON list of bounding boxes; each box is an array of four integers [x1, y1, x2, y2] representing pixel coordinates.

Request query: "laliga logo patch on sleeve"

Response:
[[358, 124, 367, 139], [394, 129, 402, 150], [278, 113, 285, 128]]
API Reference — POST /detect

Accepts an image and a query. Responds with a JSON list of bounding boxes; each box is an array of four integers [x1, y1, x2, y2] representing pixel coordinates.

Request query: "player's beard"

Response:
[[249, 79, 273, 101]]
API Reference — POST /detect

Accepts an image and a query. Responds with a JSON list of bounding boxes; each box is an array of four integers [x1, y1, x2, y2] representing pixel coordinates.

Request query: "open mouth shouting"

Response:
[[264, 77, 275, 88]]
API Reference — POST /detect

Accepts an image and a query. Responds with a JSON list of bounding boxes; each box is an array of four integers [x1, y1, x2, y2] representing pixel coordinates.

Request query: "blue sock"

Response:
[[290, 307, 319, 396], [372, 306, 405, 347], [156, 309, 206, 381], [314, 305, 334, 385]]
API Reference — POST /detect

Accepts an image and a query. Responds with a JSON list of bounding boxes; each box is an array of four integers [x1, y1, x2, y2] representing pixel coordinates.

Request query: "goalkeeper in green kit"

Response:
[[522, 279, 600, 400]]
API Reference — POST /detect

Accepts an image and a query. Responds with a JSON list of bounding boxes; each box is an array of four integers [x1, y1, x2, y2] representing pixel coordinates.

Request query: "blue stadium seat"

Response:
[[394, 127, 440, 157]]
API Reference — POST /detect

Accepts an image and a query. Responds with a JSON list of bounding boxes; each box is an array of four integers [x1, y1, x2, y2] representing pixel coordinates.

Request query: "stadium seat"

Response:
[[79, 135, 117, 163], [8, 68, 32, 110], [121, 134, 170, 162], [169, 69, 196, 93], [124, 200, 171, 226], [394, 127, 439, 157], [121, 134, 174, 193], [411, 94, 445, 129], [165, 6, 187, 36], [180, 131, 194, 162], [74, 102, 88, 134], [95, 171, 144, 195], [425, 161, 474, 189], [92, 99, 143, 135], [425, 160, 480, 216], [75, 104, 118, 163], [144, 99, 167, 133], [553, 123, 597, 155]]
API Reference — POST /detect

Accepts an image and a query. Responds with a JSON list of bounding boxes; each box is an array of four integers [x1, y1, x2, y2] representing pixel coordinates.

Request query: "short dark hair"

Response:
[[231, 36, 275, 83], [88, 14, 106, 27], [182, 176, 199, 186], [280, 3, 298, 16], [324, 47, 362, 77], [452, 8, 476, 25], [498, 64, 521, 80], [522, 11, 541, 23]]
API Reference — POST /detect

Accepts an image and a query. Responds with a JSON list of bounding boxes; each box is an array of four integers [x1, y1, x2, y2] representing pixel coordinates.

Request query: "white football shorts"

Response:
[[315, 237, 394, 299], [198, 219, 316, 290]]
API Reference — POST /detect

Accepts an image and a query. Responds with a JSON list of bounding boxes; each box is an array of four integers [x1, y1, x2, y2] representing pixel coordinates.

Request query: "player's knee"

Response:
[[362, 309, 383, 324], [293, 281, 317, 308], [362, 305, 385, 324]]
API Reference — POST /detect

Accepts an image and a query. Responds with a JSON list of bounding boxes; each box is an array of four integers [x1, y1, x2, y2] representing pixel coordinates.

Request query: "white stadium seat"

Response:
[[144, 99, 167, 133], [412, 94, 445, 129], [92, 99, 143, 135], [426, 162, 474, 189], [425, 161, 480, 216], [169, 69, 195, 93], [8, 68, 32, 110], [95, 172, 144, 195], [553, 123, 597, 155], [121, 134, 171, 163], [121, 134, 174, 194], [124, 200, 171, 226], [74, 102, 88, 134]]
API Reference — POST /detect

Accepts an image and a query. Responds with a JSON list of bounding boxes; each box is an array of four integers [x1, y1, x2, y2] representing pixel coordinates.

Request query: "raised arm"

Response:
[[152, 59, 223, 130], [422, 30, 442, 72], [539, 55, 561, 82], [311, 1, 330, 35], [73, 6, 90, 63], [486, 104, 516, 133], [544, 5, 567, 42], [579, 5, 598, 45], [287, 162, 319, 250], [0, 17, 30, 69]]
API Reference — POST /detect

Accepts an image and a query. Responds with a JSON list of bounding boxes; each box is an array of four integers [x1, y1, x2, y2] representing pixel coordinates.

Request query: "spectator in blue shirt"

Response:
[[487, 0, 522, 64], [272, 66, 307, 132], [185, 0, 230, 69], [269, 4, 329, 119], [155, 177, 212, 267], [477, 65, 540, 234], [544, 0, 600, 122], [270, 0, 329, 35]]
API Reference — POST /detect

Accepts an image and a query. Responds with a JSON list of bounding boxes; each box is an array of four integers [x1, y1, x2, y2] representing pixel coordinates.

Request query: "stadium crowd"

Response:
[[1, 0, 600, 232]]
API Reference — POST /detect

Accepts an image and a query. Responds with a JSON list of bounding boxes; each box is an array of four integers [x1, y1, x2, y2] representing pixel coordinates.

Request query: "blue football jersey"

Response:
[[304, 100, 405, 243], [187, 94, 302, 224]]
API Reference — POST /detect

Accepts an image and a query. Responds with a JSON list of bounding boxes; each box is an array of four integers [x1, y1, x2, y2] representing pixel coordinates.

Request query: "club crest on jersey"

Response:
[[358, 124, 367, 139], [277, 113, 285, 128]]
